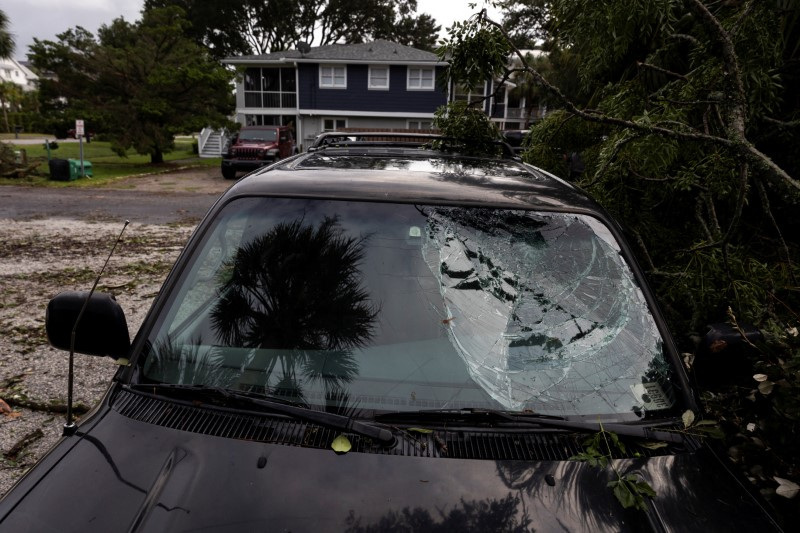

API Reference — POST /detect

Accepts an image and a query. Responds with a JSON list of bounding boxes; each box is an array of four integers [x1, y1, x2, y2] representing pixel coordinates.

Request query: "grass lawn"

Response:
[[1, 135, 220, 187]]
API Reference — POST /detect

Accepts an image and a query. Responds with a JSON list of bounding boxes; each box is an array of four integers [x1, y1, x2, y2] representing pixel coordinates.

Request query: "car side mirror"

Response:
[[46, 291, 130, 359]]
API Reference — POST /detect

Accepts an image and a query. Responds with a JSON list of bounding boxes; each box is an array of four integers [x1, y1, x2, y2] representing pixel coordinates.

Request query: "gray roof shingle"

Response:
[[226, 39, 441, 63]]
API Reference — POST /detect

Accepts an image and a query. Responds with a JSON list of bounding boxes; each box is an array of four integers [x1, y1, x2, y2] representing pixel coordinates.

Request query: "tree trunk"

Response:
[[150, 148, 164, 164], [0, 95, 8, 133]]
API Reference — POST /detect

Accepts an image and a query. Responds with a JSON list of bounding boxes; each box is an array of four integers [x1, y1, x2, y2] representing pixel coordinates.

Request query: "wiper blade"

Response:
[[129, 382, 300, 406], [375, 408, 685, 443], [126, 384, 395, 446], [374, 408, 565, 425]]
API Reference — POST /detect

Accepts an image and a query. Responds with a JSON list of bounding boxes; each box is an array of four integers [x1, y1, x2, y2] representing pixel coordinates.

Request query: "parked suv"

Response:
[[0, 133, 784, 532], [221, 125, 296, 179], [501, 129, 530, 155]]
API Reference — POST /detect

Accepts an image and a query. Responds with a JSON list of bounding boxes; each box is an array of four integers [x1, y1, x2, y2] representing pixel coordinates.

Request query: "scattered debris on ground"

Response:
[[0, 218, 194, 495]]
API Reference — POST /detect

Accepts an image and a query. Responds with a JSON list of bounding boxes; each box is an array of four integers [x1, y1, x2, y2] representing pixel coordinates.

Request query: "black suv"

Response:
[[0, 134, 783, 532]]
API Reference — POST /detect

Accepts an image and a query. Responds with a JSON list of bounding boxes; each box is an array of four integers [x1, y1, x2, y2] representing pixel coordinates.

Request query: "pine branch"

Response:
[[636, 61, 688, 81], [695, 196, 714, 241], [763, 116, 800, 129], [755, 176, 796, 281], [669, 33, 701, 46]]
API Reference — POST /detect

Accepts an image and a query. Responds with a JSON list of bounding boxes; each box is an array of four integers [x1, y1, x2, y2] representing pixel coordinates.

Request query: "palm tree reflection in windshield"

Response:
[[211, 216, 377, 412]]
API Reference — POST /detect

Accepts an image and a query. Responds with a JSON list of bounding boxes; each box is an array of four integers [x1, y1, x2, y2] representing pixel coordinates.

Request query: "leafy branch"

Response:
[[571, 413, 723, 510], [432, 100, 502, 157], [439, 7, 800, 192], [570, 424, 656, 511]]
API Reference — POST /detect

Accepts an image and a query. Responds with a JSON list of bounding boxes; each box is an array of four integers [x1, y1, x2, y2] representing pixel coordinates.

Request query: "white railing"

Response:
[[198, 127, 214, 154]]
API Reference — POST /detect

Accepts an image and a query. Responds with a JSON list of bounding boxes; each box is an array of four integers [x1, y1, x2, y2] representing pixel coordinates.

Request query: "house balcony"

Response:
[[506, 108, 528, 119], [244, 92, 297, 109]]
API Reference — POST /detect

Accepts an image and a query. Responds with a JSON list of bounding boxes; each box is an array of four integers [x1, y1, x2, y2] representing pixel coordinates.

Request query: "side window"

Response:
[[368, 66, 389, 90], [323, 118, 347, 131], [407, 67, 435, 90], [453, 82, 483, 103], [320, 65, 347, 88], [407, 120, 432, 130]]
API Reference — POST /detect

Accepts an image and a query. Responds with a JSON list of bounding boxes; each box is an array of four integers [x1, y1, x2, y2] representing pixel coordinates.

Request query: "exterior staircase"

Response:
[[198, 128, 226, 158]]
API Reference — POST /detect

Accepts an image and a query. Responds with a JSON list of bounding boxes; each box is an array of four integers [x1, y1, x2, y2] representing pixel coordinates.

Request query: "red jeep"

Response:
[[221, 125, 297, 179]]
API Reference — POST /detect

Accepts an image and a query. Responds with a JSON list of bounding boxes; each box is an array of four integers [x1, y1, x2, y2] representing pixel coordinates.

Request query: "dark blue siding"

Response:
[[298, 63, 447, 112]]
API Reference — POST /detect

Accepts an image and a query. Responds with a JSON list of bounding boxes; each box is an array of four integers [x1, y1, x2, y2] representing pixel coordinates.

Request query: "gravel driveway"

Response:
[[0, 165, 228, 496]]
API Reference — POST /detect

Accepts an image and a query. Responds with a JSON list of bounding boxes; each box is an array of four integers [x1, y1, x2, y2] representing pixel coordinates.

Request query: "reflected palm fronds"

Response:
[[208, 216, 377, 410]]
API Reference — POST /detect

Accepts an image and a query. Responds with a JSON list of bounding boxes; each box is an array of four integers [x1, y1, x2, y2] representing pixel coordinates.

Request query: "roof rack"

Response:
[[307, 131, 520, 160]]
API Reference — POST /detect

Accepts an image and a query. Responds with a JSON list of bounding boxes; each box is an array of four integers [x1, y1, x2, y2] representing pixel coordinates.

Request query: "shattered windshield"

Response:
[[142, 198, 677, 420]]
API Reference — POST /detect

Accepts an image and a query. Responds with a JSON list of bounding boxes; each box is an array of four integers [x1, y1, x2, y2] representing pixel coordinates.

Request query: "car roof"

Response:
[[220, 134, 605, 217], [225, 153, 600, 215]]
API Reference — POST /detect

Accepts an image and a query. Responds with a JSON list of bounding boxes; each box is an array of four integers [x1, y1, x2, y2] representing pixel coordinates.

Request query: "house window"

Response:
[[507, 86, 522, 109], [407, 120, 432, 130], [323, 118, 347, 131], [453, 83, 482, 103], [368, 66, 389, 90], [407, 67, 434, 90], [245, 115, 282, 126], [320, 65, 347, 88]]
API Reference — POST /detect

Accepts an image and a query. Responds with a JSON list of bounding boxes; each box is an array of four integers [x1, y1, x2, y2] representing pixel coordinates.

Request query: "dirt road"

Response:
[[1, 164, 231, 224], [0, 165, 229, 496]]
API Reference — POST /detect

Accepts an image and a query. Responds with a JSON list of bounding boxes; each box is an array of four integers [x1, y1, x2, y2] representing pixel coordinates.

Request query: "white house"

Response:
[[0, 57, 38, 91]]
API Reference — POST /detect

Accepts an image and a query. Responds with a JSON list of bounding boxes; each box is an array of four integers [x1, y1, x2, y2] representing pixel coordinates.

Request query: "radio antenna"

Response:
[[64, 220, 130, 436]]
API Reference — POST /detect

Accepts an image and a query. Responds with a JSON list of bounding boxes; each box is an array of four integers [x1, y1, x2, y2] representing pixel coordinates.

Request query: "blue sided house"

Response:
[[223, 40, 448, 150]]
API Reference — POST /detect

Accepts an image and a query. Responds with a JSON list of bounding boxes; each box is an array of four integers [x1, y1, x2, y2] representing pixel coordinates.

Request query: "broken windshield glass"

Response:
[[142, 198, 676, 419], [421, 208, 674, 413]]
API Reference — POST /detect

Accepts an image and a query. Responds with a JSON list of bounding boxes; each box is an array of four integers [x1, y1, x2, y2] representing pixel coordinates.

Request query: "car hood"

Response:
[[1, 407, 780, 533]]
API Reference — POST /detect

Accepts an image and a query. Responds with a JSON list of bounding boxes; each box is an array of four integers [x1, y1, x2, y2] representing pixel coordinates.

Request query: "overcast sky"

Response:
[[4, 0, 499, 61]]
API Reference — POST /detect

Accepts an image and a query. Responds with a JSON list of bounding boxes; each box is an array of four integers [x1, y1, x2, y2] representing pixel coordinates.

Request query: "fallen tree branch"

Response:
[[4, 429, 44, 460], [1, 395, 91, 416], [755, 176, 796, 282], [636, 61, 688, 81], [468, 9, 800, 193]]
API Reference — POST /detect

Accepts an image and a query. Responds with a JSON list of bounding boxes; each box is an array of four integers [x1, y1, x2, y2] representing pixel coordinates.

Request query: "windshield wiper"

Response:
[[126, 384, 396, 446], [374, 408, 686, 443]]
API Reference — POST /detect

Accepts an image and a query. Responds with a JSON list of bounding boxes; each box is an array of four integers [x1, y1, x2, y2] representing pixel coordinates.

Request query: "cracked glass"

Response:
[[143, 198, 677, 419]]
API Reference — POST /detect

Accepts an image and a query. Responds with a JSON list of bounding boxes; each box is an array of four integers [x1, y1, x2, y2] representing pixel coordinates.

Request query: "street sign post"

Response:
[[76, 120, 86, 178]]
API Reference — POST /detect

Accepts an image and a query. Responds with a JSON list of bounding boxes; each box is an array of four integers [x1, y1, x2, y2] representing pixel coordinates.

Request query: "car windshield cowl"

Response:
[[124, 383, 396, 446], [374, 408, 687, 443]]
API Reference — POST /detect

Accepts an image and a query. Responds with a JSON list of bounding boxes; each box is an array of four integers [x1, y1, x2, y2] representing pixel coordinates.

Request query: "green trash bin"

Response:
[[67, 159, 92, 180]]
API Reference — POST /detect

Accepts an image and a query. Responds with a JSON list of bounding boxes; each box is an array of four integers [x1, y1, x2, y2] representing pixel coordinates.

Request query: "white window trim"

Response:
[[368, 65, 390, 90], [323, 117, 348, 131], [407, 119, 432, 130], [319, 65, 347, 89], [407, 67, 435, 91], [452, 82, 485, 104]]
